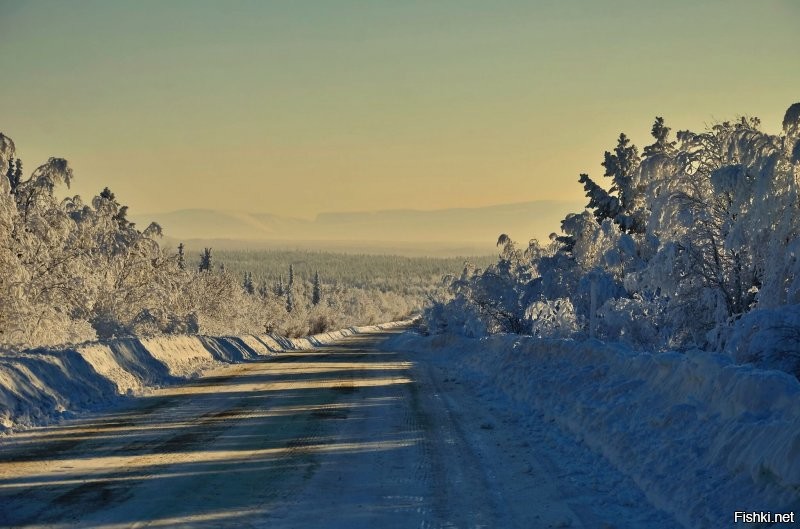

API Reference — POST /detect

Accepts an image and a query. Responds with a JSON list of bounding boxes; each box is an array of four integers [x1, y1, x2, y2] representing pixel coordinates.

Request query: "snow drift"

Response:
[[388, 332, 800, 529], [0, 321, 409, 433]]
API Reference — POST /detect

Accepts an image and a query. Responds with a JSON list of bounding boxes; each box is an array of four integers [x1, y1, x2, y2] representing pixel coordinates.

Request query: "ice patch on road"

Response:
[[0, 321, 410, 433]]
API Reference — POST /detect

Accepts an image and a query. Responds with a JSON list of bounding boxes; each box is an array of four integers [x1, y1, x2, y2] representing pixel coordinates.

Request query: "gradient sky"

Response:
[[1, 0, 798, 221]]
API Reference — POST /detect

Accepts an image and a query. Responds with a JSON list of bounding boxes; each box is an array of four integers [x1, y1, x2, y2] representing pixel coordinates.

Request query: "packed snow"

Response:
[[0, 326, 682, 529], [387, 331, 800, 529], [0, 321, 410, 433]]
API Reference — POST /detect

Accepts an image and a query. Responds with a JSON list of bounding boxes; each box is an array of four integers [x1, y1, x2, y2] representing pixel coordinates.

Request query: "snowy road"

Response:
[[0, 329, 675, 528]]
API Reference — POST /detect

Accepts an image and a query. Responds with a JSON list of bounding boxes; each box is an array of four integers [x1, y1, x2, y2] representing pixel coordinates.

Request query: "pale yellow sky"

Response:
[[1, 1, 798, 221]]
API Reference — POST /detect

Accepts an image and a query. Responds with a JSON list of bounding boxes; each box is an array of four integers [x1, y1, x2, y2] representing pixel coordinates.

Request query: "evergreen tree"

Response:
[[643, 117, 676, 157], [4, 158, 14, 191], [112, 204, 133, 229], [603, 133, 640, 211], [94, 187, 136, 231], [579, 173, 621, 224], [275, 275, 285, 296], [199, 247, 213, 272], [603, 133, 645, 233], [243, 271, 255, 295], [579, 133, 645, 234], [14, 160, 22, 190], [99, 186, 115, 201], [286, 264, 295, 312], [286, 286, 295, 313], [312, 271, 321, 305], [177, 243, 186, 270], [6, 158, 21, 195]]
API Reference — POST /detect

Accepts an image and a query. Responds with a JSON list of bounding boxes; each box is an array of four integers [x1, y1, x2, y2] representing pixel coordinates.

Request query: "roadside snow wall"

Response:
[[388, 332, 800, 529], [0, 321, 409, 433]]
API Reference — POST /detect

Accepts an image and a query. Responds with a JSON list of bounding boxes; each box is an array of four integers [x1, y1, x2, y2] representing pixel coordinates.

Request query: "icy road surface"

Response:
[[0, 329, 676, 528]]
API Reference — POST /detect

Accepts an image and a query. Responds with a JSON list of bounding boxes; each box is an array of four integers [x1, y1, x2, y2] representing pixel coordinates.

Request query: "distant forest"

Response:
[[213, 250, 496, 295]]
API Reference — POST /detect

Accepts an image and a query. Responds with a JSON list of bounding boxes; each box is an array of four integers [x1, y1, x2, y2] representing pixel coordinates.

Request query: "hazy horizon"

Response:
[[2, 1, 799, 241], [129, 199, 587, 254], [135, 197, 580, 218]]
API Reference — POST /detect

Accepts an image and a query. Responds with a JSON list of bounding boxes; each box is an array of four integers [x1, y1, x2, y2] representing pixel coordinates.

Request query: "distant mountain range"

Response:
[[130, 200, 586, 255]]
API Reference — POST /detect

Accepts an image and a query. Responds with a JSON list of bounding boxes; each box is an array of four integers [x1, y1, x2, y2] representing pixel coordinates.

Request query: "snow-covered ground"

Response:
[[386, 331, 800, 529], [0, 326, 680, 529], [2, 324, 797, 528], [0, 322, 410, 433]]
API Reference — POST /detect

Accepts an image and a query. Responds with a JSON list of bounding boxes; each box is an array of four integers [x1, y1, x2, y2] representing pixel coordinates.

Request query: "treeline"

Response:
[[427, 104, 800, 374], [209, 249, 495, 296], [0, 133, 426, 349]]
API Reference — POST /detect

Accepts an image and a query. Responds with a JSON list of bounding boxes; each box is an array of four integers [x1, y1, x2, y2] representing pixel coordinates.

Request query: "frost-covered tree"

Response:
[[177, 242, 186, 270], [753, 104, 800, 310], [632, 118, 777, 342], [198, 248, 213, 272], [425, 103, 800, 369], [243, 271, 255, 295], [642, 117, 677, 158], [312, 271, 321, 306], [257, 280, 268, 299], [0, 131, 417, 348], [0, 144, 174, 343], [5, 158, 21, 195], [286, 265, 295, 312], [0, 133, 15, 177], [579, 133, 645, 234], [286, 288, 295, 313], [426, 235, 537, 335], [579, 173, 621, 227]]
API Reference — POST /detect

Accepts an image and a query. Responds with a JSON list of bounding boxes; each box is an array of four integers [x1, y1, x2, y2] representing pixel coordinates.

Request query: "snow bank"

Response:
[[387, 332, 800, 529], [718, 304, 800, 376], [0, 321, 410, 433]]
